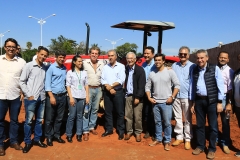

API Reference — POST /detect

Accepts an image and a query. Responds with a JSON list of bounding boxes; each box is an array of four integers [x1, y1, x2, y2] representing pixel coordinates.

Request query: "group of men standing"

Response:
[[1, 37, 240, 159]]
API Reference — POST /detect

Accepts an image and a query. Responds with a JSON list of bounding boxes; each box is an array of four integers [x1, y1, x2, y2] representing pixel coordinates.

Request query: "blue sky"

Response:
[[0, 0, 239, 55]]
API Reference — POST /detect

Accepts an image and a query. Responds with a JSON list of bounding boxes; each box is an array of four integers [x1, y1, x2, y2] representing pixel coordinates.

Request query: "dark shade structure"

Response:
[[85, 23, 90, 55], [111, 20, 175, 53]]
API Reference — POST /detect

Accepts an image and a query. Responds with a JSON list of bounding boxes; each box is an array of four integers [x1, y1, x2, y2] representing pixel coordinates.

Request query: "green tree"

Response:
[[48, 35, 77, 54], [22, 48, 37, 62], [26, 42, 32, 50], [115, 43, 138, 58]]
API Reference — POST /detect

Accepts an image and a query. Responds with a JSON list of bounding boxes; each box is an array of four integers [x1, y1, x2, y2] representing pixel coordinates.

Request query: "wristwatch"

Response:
[[171, 96, 175, 100]]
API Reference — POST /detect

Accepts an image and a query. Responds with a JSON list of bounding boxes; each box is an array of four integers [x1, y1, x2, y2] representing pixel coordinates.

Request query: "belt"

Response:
[[196, 95, 208, 99], [53, 92, 67, 97], [126, 94, 133, 97], [89, 85, 101, 89]]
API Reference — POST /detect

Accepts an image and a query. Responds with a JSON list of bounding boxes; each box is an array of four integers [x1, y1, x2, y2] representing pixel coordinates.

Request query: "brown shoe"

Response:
[[136, 134, 141, 142], [124, 134, 132, 140], [207, 151, 215, 159], [83, 133, 89, 141], [0, 147, 5, 156], [172, 139, 183, 146], [90, 129, 98, 135], [10, 143, 23, 150], [185, 141, 191, 150], [149, 140, 162, 147], [164, 143, 170, 151], [192, 148, 203, 155]]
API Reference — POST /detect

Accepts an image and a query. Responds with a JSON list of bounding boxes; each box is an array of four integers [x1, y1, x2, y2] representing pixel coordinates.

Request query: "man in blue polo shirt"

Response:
[[44, 51, 67, 146]]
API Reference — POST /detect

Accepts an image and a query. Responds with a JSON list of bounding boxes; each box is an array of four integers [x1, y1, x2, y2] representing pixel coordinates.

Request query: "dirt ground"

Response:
[[1, 105, 240, 160]]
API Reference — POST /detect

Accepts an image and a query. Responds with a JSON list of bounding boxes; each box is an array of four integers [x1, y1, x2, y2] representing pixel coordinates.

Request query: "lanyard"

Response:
[[75, 70, 81, 84]]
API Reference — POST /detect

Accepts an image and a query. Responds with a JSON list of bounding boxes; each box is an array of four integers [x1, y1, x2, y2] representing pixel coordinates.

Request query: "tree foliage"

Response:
[[22, 48, 37, 62], [26, 42, 32, 50], [115, 43, 138, 58], [48, 35, 78, 54]]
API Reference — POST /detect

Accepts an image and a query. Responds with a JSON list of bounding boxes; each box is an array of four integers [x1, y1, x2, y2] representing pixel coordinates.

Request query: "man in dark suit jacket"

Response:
[[124, 52, 146, 142]]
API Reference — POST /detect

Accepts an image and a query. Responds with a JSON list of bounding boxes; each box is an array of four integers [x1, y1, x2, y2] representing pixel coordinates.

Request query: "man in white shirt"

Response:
[[0, 38, 26, 156]]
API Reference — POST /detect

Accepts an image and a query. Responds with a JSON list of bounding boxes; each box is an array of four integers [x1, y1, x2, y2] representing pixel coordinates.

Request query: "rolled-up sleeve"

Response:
[[215, 66, 225, 100], [19, 64, 31, 97], [101, 66, 107, 85], [45, 66, 53, 91], [116, 65, 126, 85]]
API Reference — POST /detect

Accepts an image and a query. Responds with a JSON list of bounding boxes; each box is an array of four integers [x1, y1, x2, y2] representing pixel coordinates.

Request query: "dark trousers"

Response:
[[143, 96, 155, 136], [103, 89, 125, 135], [45, 94, 66, 139], [0, 97, 21, 146], [195, 98, 218, 152]]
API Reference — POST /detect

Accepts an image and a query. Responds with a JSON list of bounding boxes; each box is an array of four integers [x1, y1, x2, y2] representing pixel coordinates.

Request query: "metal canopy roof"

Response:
[[111, 20, 175, 32]]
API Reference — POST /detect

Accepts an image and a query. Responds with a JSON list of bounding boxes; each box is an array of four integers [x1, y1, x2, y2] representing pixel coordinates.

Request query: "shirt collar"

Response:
[[219, 64, 228, 70], [53, 62, 65, 69], [128, 64, 135, 71], [147, 59, 154, 66], [2, 54, 18, 61]]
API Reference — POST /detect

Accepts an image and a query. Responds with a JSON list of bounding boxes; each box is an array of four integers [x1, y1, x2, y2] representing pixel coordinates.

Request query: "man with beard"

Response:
[[20, 46, 49, 153], [216, 51, 234, 154]]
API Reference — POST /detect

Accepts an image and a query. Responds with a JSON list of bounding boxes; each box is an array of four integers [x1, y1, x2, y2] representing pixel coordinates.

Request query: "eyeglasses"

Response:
[[5, 46, 17, 50], [178, 53, 188, 56]]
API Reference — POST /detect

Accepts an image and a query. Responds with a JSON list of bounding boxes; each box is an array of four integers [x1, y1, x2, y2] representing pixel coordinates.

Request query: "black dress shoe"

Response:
[[53, 137, 66, 143], [101, 131, 113, 137], [118, 134, 124, 140], [66, 136, 73, 143], [77, 135, 82, 142], [33, 141, 47, 148], [23, 144, 32, 153], [46, 138, 53, 146]]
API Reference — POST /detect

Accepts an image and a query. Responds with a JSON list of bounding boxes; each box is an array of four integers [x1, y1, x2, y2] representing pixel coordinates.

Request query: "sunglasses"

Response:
[[178, 53, 188, 56]]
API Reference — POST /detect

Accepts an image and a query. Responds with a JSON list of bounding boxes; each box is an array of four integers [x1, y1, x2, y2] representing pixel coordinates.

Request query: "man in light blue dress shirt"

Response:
[[189, 49, 224, 159], [44, 51, 67, 146], [172, 46, 195, 150], [141, 46, 156, 139], [101, 50, 126, 140]]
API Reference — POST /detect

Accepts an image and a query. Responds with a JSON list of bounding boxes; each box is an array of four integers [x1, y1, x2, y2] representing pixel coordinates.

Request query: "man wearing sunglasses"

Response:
[[171, 46, 195, 150]]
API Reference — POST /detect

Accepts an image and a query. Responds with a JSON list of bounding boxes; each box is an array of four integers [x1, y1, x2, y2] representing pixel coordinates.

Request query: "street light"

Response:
[[28, 14, 56, 46], [0, 30, 10, 55], [105, 38, 123, 49]]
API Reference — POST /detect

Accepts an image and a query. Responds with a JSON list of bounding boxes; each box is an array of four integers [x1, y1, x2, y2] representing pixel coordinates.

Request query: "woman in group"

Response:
[[65, 55, 89, 142]]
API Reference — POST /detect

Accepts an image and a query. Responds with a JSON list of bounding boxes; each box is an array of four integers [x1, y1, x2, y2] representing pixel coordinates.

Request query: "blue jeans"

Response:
[[152, 103, 172, 143], [103, 89, 125, 134], [83, 87, 102, 133], [45, 94, 66, 138], [217, 95, 230, 146], [24, 97, 45, 144], [66, 98, 85, 137], [0, 97, 21, 147], [195, 98, 218, 152]]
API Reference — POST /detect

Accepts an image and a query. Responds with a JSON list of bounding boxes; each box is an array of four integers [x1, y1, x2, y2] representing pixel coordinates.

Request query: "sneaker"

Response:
[[164, 143, 170, 151], [235, 151, 240, 157], [223, 146, 230, 154], [206, 151, 215, 159], [192, 148, 203, 155], [172, 139, 183, 146], [185, 141, 191, 150]]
